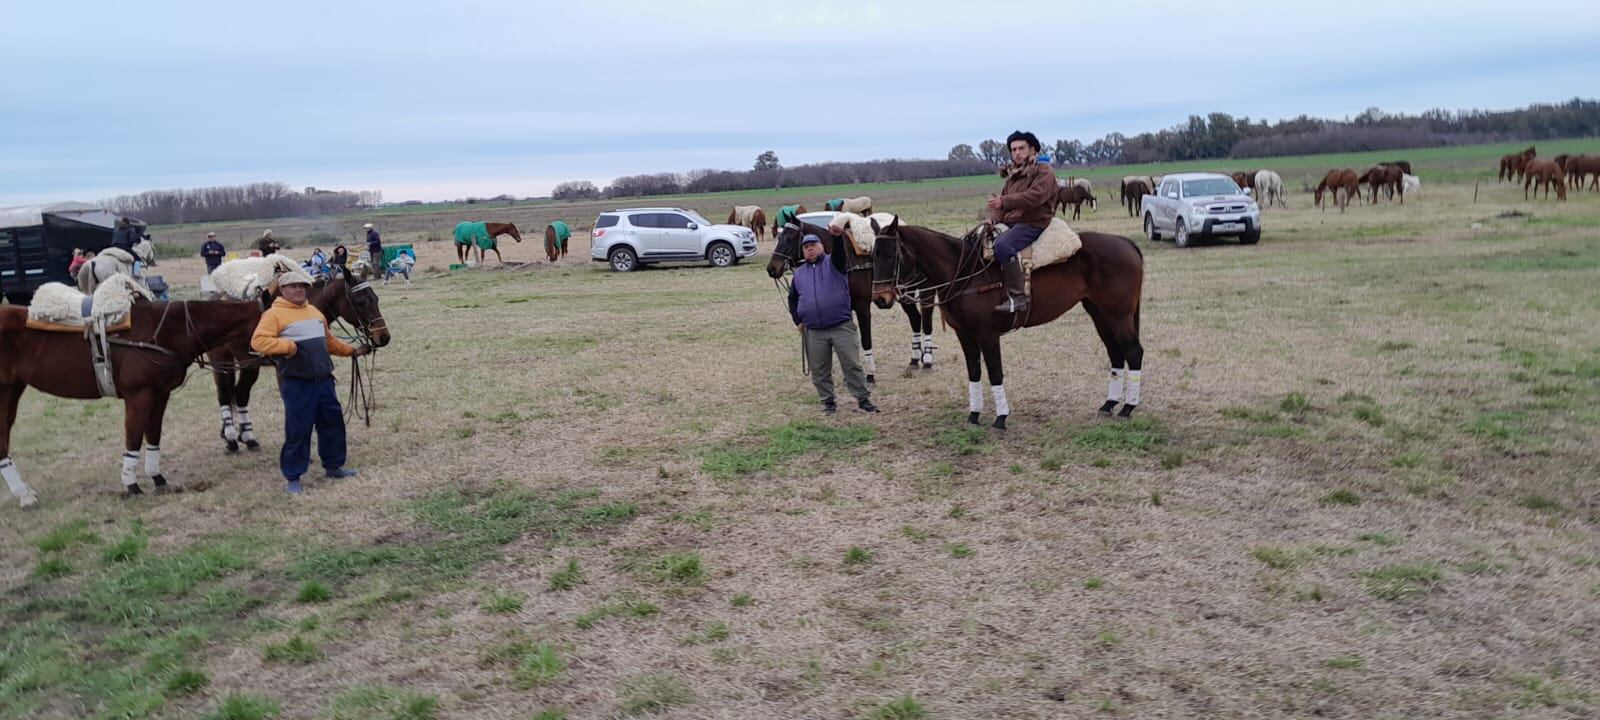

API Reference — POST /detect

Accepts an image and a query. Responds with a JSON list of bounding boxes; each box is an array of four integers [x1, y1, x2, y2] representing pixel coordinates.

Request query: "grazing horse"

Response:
[[545, 221, 572, 262], [1498, 146, 1536, 183], [869, 218, 1145, 428], [1055, 186, 1096, 220], [1254, 170, 1287, 209], [453, 221, 523, 264], [767, 218, 937, 382], [1315, 169, 1362, 212], [1523, 159, 1568, 201], [1363, 164, 1405, 203], [771, 205, 808, 237], [1383, 160, 1414, 176], [1120, 178, 1153, 217], [726, 206, 767, 241], [1230, 172, 1255, 191], [0, 297, 263, 505], [207, 266, 390, 453], [1567, 155, 1600, 192]]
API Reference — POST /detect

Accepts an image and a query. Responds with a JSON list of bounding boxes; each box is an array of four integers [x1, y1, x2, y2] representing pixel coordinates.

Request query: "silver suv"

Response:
[[590, 208, 758, 272]]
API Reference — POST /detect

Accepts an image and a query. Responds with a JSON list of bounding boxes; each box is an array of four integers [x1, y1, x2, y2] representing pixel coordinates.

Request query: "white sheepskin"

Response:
[[987, 218, 1082, 269], [841, 196, 873, 214], [91, 274, 152, 325], [827, 212, 898, 256], [732, 205, 761, 226], [27, 283, 85, 325], [28, 274, 149, 326], [211, 254, 299, 299], [1402, 174, 1421, 194], [1073, 178, 1092, 192]]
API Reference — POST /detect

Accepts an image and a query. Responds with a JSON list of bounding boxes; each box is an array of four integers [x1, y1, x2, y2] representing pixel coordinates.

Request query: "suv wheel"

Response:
[[1143, 214, 1160, 242], [707, 242, 735, 268], [1239, 229, 1261, 245], [1174, 219, 1191, 248], [609, 246, 638, 272]]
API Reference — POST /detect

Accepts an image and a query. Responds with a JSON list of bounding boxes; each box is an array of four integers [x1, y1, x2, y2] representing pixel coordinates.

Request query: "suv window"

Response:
[[657, 213, 692, 230], [595, 214, 619, 229]]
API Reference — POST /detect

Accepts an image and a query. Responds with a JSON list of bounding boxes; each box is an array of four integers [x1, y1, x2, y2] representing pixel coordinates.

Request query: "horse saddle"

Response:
[[24, 286, 132, 334], [980, 218, 1084, 298]]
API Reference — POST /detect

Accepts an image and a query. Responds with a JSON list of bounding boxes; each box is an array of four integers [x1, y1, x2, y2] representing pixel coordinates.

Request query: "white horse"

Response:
[[1401, 174, 1421, 196], [1253, 170, 1287, 209]]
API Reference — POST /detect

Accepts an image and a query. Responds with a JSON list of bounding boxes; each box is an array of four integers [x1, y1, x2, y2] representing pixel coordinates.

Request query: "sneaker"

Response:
[[286, 479, 304, 495], [857, 399, 880, 414], [325, 467, 360, 480], [822, 400, 838, 415]]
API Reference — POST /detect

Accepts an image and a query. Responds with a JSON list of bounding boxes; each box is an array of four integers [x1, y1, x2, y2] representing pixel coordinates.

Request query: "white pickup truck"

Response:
[[1141, 172, 1262, 247]]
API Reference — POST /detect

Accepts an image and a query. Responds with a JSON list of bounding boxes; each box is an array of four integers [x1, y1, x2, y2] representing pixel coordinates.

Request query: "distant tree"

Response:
[[948, 143, 978, 162], [754, 150, 781, 171], [551, 180, 600, 201], [978, 139, 1006, 166]]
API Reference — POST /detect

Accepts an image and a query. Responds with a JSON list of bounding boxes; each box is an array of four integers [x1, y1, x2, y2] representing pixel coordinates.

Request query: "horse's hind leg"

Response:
[[120, 393, 152, 496], [144, 391, 172, 491], [213, 365, 241, 452], [1083, 301, 1127, 417], [902, 303, 923, 369], [236, 367, 262, 451], [0, 383, 38, 507]]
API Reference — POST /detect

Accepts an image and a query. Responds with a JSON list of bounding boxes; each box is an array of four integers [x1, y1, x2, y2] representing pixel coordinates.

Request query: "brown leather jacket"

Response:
[[990, 159, 1058, 229]]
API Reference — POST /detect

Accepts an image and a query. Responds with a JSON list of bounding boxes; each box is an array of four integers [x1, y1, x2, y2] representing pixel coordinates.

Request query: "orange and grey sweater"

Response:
[[251, 297, 356, 380]]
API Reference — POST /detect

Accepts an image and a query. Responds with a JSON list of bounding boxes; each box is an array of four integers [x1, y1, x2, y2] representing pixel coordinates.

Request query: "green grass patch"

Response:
[[620, 675, 694, 715], [296, 580, 333, 603], [1320, 489, 1362, 507], [944, 542, 974, 559], [1084, 577, 1104, 590], [1518, 495, 1563, 513], [164, 668, 210, 696], [482, 591, 525, 614], [1362, 563, 1443, 601], [1280, 392, 1311, 414], [32, 555, 72, 579], [513, 644, 567, 688], [326, 685, 439, 720], [1358, 533, 1402, 547], [863, 696, 928, 719], [702, 421, 875, 478], [1351, 406, 1385, 427], [843, 546, 874, 566], [1071, 418, 1165, 452], [1465, 411, 1532, 442], [548, 558, 586, 591], [261, 635, 323, 664], [1221, 406, 1278, 422], [1252, 546, 1314, 570], [1390, 452, 1426, 469], [575, 597, 660, 629], [935, 425, 993, 456], [646, 553, 706, 584], [1324, 656, 1366, 670], [33, 518, 100, 553], [201, 694, 282, 720], [731, 594, 754, 607], [102, 532, 149, 564]]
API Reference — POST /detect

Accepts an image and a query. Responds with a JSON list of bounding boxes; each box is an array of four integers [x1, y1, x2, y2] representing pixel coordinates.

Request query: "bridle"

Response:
[[872, 225, 994, 307]]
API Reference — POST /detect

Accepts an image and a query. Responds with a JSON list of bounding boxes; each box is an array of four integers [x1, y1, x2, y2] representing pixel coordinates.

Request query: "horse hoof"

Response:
[[921, 362, 933, 370], [1098, 400, 1118, 417], [866, 375, 876, 385], [967, 412, 981, 426], [123, 484, 144, 498], [245, 440, 261, 451], [992, 415, 1008, 431], [224, 440, 239, 453], [1117, 404, 1138, 419]]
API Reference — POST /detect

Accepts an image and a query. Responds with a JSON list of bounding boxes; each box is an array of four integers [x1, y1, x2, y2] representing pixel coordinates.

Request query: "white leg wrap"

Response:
[[923, 337, 935, 364], [2, 458, 33, 498], [1125, 370, 1143, 407], [221, 406, 237, 441], [992, 385, 1011, 417], [863, 350, 876, 375], [968, 381, 984, 413], [120, 452, 139, 487], [1107, 367, 1126, 403], [144, 445, 161, 476], [237, 407, 255, 442]]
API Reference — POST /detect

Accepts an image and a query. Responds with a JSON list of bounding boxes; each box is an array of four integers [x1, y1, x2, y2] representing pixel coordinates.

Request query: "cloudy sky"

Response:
[[3, 0, 1597, 205]]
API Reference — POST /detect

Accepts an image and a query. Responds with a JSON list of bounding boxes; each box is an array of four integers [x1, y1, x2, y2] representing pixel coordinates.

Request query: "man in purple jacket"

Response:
[[788, 232, 879, 415]]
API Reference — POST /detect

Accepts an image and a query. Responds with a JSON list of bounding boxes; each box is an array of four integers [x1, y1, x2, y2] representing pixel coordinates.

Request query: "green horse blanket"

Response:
[[548, 221, 570, 250], [776, 205, 801, 227], [453, 221, 493, 250]]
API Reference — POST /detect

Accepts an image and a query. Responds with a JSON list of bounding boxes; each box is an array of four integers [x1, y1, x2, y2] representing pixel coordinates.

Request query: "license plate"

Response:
[[1213, 222, 1243, 232]]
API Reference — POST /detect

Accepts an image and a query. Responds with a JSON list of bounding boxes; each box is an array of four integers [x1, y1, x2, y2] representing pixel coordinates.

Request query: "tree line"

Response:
[[102, 183, 381, 225], [552, 157, 995, 200]]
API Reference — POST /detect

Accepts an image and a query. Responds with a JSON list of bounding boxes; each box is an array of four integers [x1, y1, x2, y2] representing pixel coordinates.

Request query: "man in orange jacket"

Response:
[[251, 270, 369, 494]]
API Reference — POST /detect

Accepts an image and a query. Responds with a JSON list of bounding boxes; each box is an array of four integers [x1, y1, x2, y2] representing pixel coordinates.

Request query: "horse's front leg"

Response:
[[237, 366, 261, 451], [958, 331, 983, 426], [0, 383, 38, 508], [979, 334, 1009, 430], [856, 302, 875, 384], [120, 393, 151, 496], [144, 391, 172, 491], [213, 364, 241, 452]]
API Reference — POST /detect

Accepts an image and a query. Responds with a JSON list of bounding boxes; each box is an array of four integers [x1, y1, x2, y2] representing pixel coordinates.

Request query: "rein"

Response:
[[875, 227, 996, 307]]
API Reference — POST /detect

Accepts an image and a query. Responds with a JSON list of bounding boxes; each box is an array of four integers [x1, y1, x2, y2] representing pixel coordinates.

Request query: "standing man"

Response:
[[985, 130, 1057, 314], [257, 229, 282, 256], [364, 223, 382, 267], [250, 270, 368, 494], [788, 231, 879, 415], [200, 232, 226, 274]]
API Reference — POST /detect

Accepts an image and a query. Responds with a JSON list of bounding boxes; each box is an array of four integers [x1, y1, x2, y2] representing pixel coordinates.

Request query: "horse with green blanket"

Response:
[[545, 221, 571, 262], [453, 222, 523, 264]]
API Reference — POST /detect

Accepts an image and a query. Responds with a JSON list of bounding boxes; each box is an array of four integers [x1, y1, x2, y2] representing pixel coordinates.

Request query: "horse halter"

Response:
[[342, 280, 387, 346], [770, 221, 803, 269]]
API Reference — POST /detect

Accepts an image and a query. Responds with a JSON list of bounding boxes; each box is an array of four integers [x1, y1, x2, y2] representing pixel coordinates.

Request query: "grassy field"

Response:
[[4, 142, 1600, 719]]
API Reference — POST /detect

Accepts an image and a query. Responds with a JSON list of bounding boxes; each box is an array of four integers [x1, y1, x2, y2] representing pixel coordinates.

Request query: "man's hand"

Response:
[[796, 324, 806, 333], [985, 195, 1004, 211], [352, 344, 371, 358]]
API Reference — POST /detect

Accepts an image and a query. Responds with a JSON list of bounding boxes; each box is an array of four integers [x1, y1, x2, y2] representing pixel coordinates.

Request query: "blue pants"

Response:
[[994, 223, 1045, 265], [279, 377, 346, 480]]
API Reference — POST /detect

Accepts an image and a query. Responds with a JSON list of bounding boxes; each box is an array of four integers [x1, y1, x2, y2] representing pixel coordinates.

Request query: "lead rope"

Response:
[[331, 317, 377, 427]]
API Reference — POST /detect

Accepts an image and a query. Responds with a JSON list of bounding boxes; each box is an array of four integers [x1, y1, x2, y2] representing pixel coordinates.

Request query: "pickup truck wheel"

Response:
[[1239, 229, 1261, 245], [1144, 214, 1161, 242], [1174, 219, 1192, 248]]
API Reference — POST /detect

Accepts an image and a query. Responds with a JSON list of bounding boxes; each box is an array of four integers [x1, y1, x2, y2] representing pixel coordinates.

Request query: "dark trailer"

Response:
[[0, 202, 121, 305]]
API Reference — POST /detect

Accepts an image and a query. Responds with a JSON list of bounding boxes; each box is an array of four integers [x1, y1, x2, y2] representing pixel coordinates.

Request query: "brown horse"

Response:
[[1567, 155, 1600, 192], [544, 222, 572, 262], [1315, 169, 1362, 212], [1229, 172, 1255, 191], [0, 299, 263, 505], [454, 222, 523, 264], [767, 219, 938, 381], [1498, 146, 1536, 183], [869, 218, 1145, 428], [208, 267, 390, 452], [1523, 159, 1568, 201], [727, 206, 768, 241], [1383, 160, 1414, 176], [1120, 178, 1152, 217], [1055, 186, 1096, 220], [770, 206, 809, 237], [1363, 164, 1405, 203]]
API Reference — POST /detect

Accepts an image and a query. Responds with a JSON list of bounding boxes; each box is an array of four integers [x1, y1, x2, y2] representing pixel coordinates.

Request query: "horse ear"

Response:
[[887, 216, 899, 232], [870, 218, 880, 233]]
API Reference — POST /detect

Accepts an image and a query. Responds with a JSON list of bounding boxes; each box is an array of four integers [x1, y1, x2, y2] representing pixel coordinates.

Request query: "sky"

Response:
[[3, 0, 1598, 205]]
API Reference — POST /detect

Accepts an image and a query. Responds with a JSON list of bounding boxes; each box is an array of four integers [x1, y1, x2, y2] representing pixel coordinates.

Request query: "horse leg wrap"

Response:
[[863, 350, 876, 377], [922, 337, 935, 367], [220, 406, 238, 441], [910, 334, 922, 364], [1, 458, 35, 502], [991, 385, 1011, 417], [1107, 367, 1126, 403], [1124, 370, 1143, 407], [120, 452, 139, 487], [968, 381, 984, 414], [144, 445, 161, 476], [237, 407, 255, 443]]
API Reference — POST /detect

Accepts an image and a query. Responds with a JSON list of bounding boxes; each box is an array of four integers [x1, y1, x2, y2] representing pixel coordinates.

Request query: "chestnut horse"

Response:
[[545, 221, 572, 262], [1567, 155, 1600, 192], [869, 218, 1145, 429], [1055, 186, 1096, 220], [1498, 146, 1536, 183], [1362, 164, 1405, 203], [208, 267, 390, 452], [771, 205, 808, 237], [767, 219, 938, 382], [454, 222, 523, 264], [726, 207, 767, 241], [1315, 169, 1362, 212], [0, 299, 263, 505], [1523, 159, 1568, 201]]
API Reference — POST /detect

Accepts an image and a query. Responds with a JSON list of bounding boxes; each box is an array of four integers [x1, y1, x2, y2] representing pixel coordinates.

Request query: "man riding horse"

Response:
[[986, 130, 1058, 314]]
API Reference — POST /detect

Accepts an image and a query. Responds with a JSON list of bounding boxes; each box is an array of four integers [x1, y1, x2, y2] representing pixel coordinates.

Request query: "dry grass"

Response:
[[3, 165, 1600, 719]]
